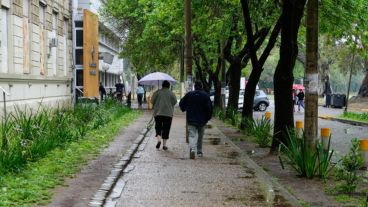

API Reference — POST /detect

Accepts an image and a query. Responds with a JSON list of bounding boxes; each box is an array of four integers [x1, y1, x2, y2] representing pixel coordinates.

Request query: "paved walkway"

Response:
[[111, 111, 275, 207]]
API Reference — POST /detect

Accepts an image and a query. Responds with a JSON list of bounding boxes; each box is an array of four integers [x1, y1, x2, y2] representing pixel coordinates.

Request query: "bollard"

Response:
[[265, 111, 271, 120], [295, 120, 303, 138], [359, 139, 368, 168], [320, 128, 331, 150]]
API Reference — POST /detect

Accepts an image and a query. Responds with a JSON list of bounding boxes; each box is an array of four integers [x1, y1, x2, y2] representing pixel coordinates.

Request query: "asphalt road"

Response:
[[254, 100, 368, 156]]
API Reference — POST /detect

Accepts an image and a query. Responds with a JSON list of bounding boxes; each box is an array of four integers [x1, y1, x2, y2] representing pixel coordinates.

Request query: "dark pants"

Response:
[[154, 116, 173, 139], [137, 94, 143, 106]]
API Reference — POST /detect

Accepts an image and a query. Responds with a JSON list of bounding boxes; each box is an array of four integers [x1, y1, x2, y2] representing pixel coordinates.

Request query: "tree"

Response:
[[271, 0, 307, 153]]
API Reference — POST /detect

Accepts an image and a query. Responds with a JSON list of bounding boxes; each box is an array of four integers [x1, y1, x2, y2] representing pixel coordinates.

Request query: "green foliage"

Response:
[[340, 112, 368, 123], [244, 117, 272, 148], [0, 100, 130, 174], [226, 107, 241, 126], [0, 108, 141, 206], [279, 129, 334, 179], [213, 107, 226, 121], [316, 136, 335, 179], [335, 138, 363, 193]]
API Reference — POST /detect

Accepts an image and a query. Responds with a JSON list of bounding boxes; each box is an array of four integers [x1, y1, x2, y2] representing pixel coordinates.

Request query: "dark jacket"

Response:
[[179, 90, 213, 127], [297, 91, 305, 101]]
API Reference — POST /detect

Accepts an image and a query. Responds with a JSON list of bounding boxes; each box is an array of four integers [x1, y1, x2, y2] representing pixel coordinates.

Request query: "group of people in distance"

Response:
[[151, 80, 212, 159], [99, 80, 145, 107]]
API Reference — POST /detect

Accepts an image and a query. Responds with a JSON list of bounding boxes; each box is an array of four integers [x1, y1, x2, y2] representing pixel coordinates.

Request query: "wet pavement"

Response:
[[109, 112, 275, 207]]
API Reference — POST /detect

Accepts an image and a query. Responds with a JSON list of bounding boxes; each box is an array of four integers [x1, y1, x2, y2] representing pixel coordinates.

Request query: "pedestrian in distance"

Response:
[[115, 79, 125, 103], [297, 89, 305, 112], [179, 81, 213, 159], [99, 82, 106, 102], [136, 84, 145, 108], [151, 80, 177, 151]]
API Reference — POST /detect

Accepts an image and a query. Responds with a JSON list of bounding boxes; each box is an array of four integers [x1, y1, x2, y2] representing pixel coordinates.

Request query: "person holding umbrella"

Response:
[[151, 80, 177, 150]]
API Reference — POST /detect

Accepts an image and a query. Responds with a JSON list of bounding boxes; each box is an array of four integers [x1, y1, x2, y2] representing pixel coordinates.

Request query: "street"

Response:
[[254, 100, 368, 156]]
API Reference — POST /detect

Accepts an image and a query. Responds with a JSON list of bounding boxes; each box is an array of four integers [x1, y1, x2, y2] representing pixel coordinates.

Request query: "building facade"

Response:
[[0, 0, 73, 115], [72, 0, 130, 100]]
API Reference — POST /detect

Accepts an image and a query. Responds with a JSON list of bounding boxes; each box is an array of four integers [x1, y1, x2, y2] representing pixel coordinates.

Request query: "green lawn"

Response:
[[339, 111, 368, 123]]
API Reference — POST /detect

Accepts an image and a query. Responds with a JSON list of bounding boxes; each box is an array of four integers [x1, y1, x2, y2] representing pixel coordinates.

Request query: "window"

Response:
[[76, 30, 83, 47], [75, 49, 83, 65], [23, 0, 29, 17], [39, 3, 46, 27], [0, 7, 9, 73], [75, 21, 83, 28], [76, 69, 83, 86], [63, 19, 68, 76]]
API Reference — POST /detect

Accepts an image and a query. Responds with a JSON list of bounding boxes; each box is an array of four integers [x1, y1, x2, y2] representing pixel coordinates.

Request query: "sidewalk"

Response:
[[109, 111, 296, 207]]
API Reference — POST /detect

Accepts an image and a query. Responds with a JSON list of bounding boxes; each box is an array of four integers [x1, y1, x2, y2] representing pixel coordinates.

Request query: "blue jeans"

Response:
[[188, 124, 205, 154], [298, 100, 305, 111]]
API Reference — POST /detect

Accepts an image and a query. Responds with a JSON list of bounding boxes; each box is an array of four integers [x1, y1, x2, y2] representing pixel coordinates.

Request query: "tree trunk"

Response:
[[270, 0, 307, 153], [227, 61, 242, 111], [241, 16, 281, 123], [304, 0, 319, 150], [358, 61, 368, 97]]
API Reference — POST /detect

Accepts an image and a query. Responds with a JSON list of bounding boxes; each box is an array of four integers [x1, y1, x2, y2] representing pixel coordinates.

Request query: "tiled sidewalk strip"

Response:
[[89, 126, 151, 207]]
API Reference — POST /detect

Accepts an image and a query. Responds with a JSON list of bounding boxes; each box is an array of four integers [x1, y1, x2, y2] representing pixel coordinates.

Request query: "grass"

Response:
[[339, 112, 368, 123], [0, 101, 141, 206]]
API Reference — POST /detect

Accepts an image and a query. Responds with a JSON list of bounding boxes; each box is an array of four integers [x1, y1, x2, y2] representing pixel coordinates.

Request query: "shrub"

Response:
[[335, 138, 363, 193], [0, 99, 130, 174], [244, 117, 272, 147], [279, 129, 334, 179]]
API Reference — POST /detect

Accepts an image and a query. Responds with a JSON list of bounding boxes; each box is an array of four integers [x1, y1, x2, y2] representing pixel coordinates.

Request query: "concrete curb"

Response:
[[89, 126, 151, 207], [319, 116, 368, 127], [212, 123, 302, 207]]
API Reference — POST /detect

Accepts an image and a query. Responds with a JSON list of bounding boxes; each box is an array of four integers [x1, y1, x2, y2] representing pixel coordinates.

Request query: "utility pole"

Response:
[[185, 0, 192, 143], [185, 0, 192, 91], [305, 0, 318, 150], [180, 40, 185, 98]]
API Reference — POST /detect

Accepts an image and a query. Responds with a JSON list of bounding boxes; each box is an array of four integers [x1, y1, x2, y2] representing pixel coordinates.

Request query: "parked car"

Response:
[[210, 89, 270, 111]]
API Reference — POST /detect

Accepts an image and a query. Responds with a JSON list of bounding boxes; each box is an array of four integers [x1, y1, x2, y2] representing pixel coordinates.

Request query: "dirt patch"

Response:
[[213, 118, 342, 207]]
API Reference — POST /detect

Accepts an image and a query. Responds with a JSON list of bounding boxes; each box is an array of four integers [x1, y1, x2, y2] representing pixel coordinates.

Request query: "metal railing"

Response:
[[0, 86, 10, 121]]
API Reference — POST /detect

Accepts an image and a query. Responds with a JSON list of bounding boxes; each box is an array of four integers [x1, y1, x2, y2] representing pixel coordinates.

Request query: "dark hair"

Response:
[[194, 81, 203, 90], [162, 80, 170, 88]]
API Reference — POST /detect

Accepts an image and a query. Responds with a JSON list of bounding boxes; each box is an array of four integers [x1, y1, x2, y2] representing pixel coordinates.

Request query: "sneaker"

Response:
[[190, 149, 195, 159], [197, 152, 203, 157], [163, 146, 168, 151]]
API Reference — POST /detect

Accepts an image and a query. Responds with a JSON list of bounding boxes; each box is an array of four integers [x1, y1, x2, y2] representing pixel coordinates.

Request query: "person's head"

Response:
[[99, 82, 102, 85], [194, 81, 203, 90], [162, 80, 170, 88], [118, 79, 121, 83]]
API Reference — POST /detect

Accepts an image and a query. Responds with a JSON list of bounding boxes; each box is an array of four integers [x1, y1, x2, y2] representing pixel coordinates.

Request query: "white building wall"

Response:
[[0, 1, 73, 117]]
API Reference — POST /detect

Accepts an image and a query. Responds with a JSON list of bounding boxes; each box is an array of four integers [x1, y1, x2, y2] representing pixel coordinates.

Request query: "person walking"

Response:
[[99, 82, 106, 102], [115, 80, 125, 103], [297, 90, 305, 112], [151, 80, 177, 150], [179, 81, 213, 159], [136, 84, 145, 108]]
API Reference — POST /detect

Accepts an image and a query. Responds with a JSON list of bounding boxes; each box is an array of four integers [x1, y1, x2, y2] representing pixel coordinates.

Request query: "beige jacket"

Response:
[[151, 88, 177, 117]]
